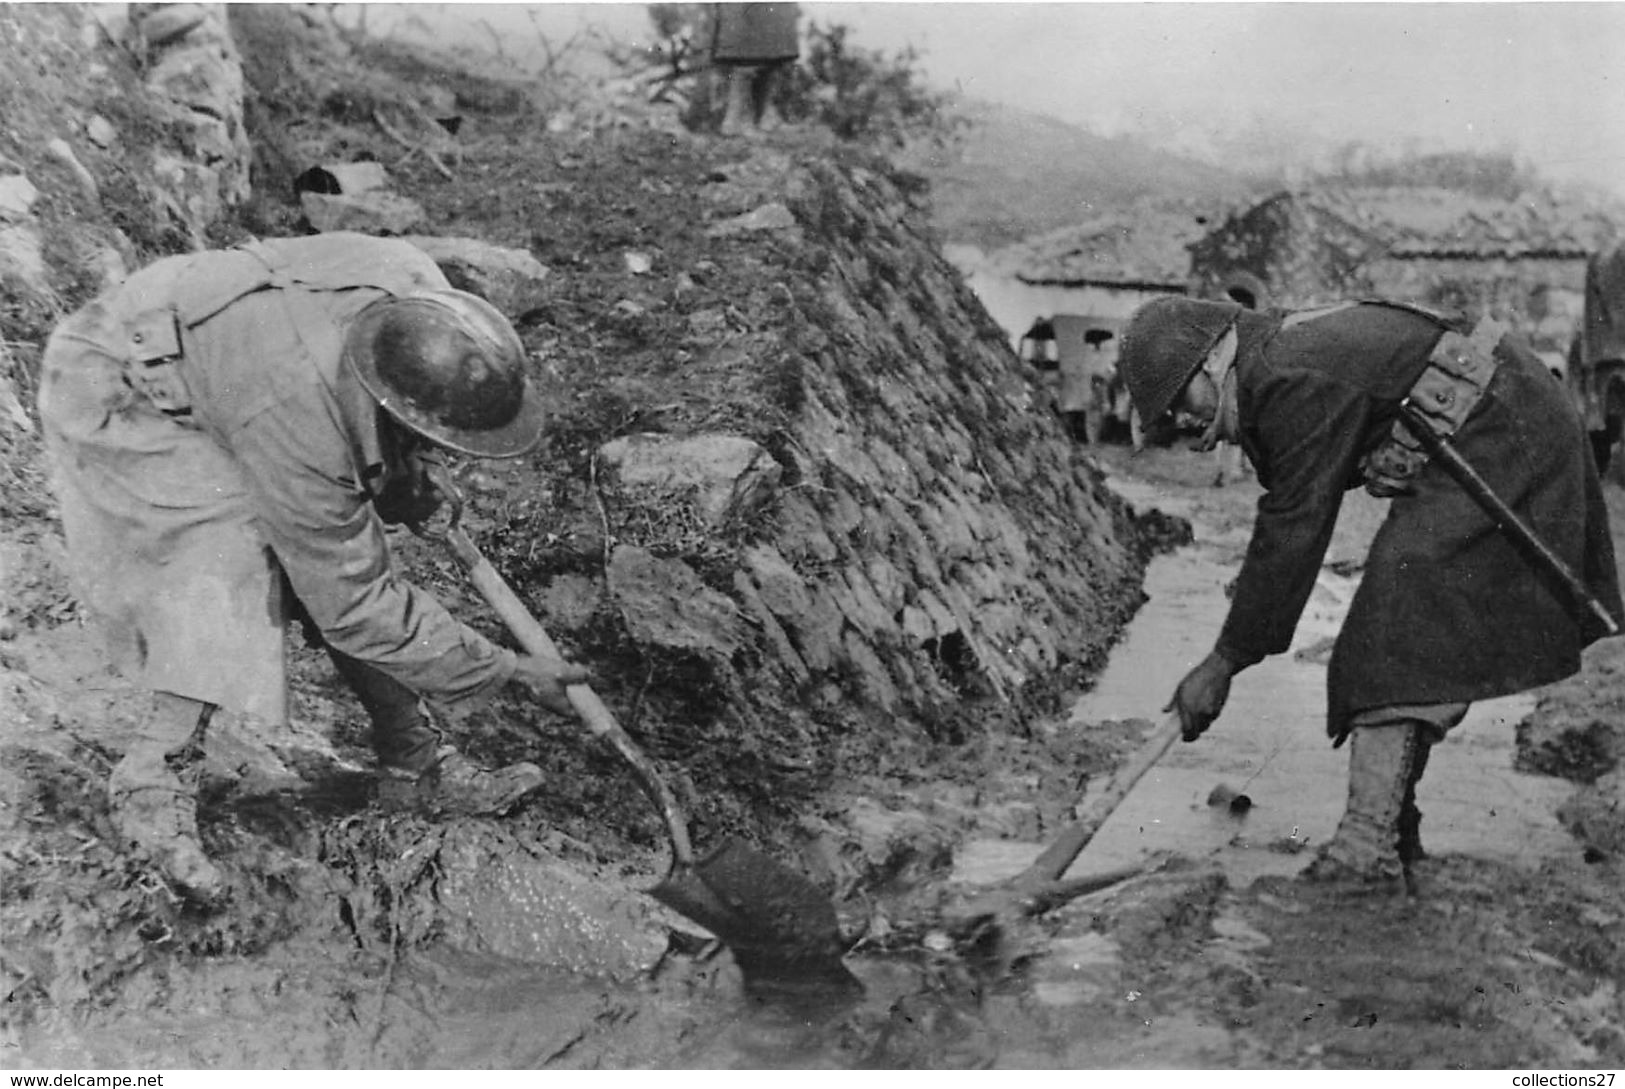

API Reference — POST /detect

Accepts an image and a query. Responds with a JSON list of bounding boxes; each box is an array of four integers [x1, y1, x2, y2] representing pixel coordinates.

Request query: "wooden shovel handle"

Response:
[[1024, 711, 1184, 886], [445, 527, 615, 735], [443, 527, 696, 867]]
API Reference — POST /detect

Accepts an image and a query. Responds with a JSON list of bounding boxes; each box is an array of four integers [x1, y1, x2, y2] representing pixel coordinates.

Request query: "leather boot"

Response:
[[330, 649, 546, 817], [108, 692, 226, 903], [382, 745, 548, 818], [327, 648, 441, 772], [719, 67, 755, 135], [1304, 723, 1416, 886], [753, 64, 786, 131], [1398, 734, 1433, 865]]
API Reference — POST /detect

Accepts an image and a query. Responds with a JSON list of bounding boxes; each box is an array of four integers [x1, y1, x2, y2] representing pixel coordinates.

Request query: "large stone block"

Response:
[[300, 190, 426, 235], [0, 174, 39, 222], [0, 225, 48, 296], [599, 432, 780, 529], [744, 545, 812, 619], [402, 234, 551, 316], [606, 546, 743, 657]]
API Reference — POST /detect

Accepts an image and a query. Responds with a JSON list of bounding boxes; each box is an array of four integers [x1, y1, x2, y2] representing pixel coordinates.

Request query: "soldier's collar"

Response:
[[1196, 325, 1241, 450]]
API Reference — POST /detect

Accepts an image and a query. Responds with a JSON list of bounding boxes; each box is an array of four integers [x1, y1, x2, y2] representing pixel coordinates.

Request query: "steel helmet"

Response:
[[342, 290, 544, 458], [1119, 296, 1244, 424]]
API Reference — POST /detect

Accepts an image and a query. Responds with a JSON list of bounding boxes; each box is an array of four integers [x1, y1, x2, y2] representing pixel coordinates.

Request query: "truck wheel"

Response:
[[1609, 432, 1625, 488], [1591, 430, 1614, 476], [1596, 416, 1625, 486], [1082, 407, 1105, 445], [1603, 395, 1625, 484]]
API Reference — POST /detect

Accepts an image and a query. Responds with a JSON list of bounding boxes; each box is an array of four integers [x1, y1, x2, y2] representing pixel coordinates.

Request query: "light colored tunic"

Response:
[[38, 233, 518, 722]]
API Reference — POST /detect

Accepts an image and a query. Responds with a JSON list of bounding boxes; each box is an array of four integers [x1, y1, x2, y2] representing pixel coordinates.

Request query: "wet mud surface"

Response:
[[7, 441, 1623, 1069]]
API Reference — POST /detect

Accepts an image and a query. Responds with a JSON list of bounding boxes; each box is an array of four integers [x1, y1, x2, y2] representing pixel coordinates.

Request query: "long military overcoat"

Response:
[[1215, 302, 1621, 739]]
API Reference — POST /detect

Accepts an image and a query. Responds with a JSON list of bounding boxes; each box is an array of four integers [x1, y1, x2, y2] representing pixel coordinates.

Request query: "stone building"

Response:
[[1187, 187, 1619, 361], [955, 199, 1222, 349]]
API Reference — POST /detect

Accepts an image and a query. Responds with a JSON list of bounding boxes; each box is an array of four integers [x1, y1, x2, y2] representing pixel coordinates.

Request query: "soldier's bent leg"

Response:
[[326, 648, 546, 817], [1331, 702, 1468, 872], [753, 61, 786, 129], [1398, 736, 1433, 864], [720, 66, 755, 134], [1305, 723, 1418, 885], [108, 691, 225, 901], [325, 647, 441, 774]]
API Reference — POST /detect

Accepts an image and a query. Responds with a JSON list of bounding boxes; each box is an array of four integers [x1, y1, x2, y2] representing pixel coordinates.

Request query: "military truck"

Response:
[[1568, 243, 1625, 477], [1018, 313, 1133, 444]]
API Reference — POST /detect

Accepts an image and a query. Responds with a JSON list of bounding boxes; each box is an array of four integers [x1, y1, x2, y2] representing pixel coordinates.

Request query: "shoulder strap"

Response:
[[240, 233, 447, 296], [170, 234, 449, 329], [1279, 302, 1359, 330], [1357, 298, 1467, 331]]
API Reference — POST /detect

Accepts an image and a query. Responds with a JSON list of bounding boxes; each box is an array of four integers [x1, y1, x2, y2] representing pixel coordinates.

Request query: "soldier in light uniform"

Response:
[[38, 232, 590, 902]]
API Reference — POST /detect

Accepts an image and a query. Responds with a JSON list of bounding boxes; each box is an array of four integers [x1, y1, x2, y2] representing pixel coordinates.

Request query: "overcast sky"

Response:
[[368, 3, 1625, 196], [815, 3, 1625, 192]]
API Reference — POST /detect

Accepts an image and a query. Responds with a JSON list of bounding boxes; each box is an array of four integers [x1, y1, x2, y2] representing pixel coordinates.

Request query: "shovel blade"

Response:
[[649, 839, 858, 991]]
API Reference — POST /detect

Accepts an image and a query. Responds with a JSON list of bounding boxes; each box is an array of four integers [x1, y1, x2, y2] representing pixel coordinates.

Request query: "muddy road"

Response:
[[7, 440, 1622, 1069]]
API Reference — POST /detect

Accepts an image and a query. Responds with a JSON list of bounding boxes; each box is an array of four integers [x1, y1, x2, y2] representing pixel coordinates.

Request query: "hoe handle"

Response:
[[1398, 402, 1620, 637], [1025, 712, 1184, 886], [442, 526, 696, 867]]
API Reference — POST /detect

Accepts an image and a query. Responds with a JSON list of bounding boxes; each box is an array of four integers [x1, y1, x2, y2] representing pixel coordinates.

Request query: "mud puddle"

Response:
[[13, 466, 1608, 1070], [953, 472, 1581, 892]]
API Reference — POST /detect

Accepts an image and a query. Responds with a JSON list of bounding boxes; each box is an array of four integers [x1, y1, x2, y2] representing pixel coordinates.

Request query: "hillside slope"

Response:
[[1, 3, 1159, 1039], [912, 100, 1256, 250]]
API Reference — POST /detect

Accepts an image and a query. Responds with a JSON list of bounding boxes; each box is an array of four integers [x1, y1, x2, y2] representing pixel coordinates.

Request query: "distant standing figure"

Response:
[[1051, 316, 1118, 443], [713, 3, 801, 135]]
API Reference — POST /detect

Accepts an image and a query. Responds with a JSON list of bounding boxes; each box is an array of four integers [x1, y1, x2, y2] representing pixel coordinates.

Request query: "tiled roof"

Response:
[[1000, 199, 1227, 287], [1277, 187, 1616, 259]]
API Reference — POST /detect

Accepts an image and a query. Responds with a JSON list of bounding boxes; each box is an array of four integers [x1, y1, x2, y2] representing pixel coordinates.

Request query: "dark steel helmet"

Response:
[[1119, 296, 1244, 424], [342, 290, 544, 458]]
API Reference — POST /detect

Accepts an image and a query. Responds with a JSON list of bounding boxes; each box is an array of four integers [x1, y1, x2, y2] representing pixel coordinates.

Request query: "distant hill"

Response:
[[904, 100, 1259, 251]]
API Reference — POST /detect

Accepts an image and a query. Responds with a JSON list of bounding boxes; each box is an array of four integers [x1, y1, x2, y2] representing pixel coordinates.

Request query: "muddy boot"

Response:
[[719, 66, 754, 135], [328, 649, 544, 817], [384, 745, 547, 817], [1398, 734, 1433, 865], [108, 692, 226, 903], [1304, 723, 1416, 887], [328, 648, 441, 773], [754, 64, 786, 131]]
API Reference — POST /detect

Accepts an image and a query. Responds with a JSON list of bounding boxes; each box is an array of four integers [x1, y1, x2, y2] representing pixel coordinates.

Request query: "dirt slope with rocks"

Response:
[[1, 2, 1158, 1047]]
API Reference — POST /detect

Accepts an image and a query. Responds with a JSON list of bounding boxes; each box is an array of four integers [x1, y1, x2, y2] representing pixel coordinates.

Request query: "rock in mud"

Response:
[[1558, 769, 1625, 862], [1518, 715, 1622, 783], [1029, 930, 1124, 1007], [428, 822, 671, 981]]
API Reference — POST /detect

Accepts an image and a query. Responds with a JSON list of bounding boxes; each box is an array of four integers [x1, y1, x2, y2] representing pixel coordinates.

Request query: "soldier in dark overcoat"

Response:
[[712, 3, 800, 134], [1118, 296, 1621, 884]]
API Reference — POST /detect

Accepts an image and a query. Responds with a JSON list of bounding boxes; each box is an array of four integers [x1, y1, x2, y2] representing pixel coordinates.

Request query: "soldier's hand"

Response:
[[1167, 651, 1235, 742], [511, 654, 593, 718], [372, 451, 447, 526]]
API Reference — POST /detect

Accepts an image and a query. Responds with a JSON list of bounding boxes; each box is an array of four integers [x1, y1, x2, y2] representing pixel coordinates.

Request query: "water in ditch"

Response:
[[952, 474, 1574, 892], [13, 469, 1580, 1069]]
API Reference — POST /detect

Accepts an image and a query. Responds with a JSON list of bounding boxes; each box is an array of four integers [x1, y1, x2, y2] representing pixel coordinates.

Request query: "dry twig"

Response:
[[371, 109, 453, 180]]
